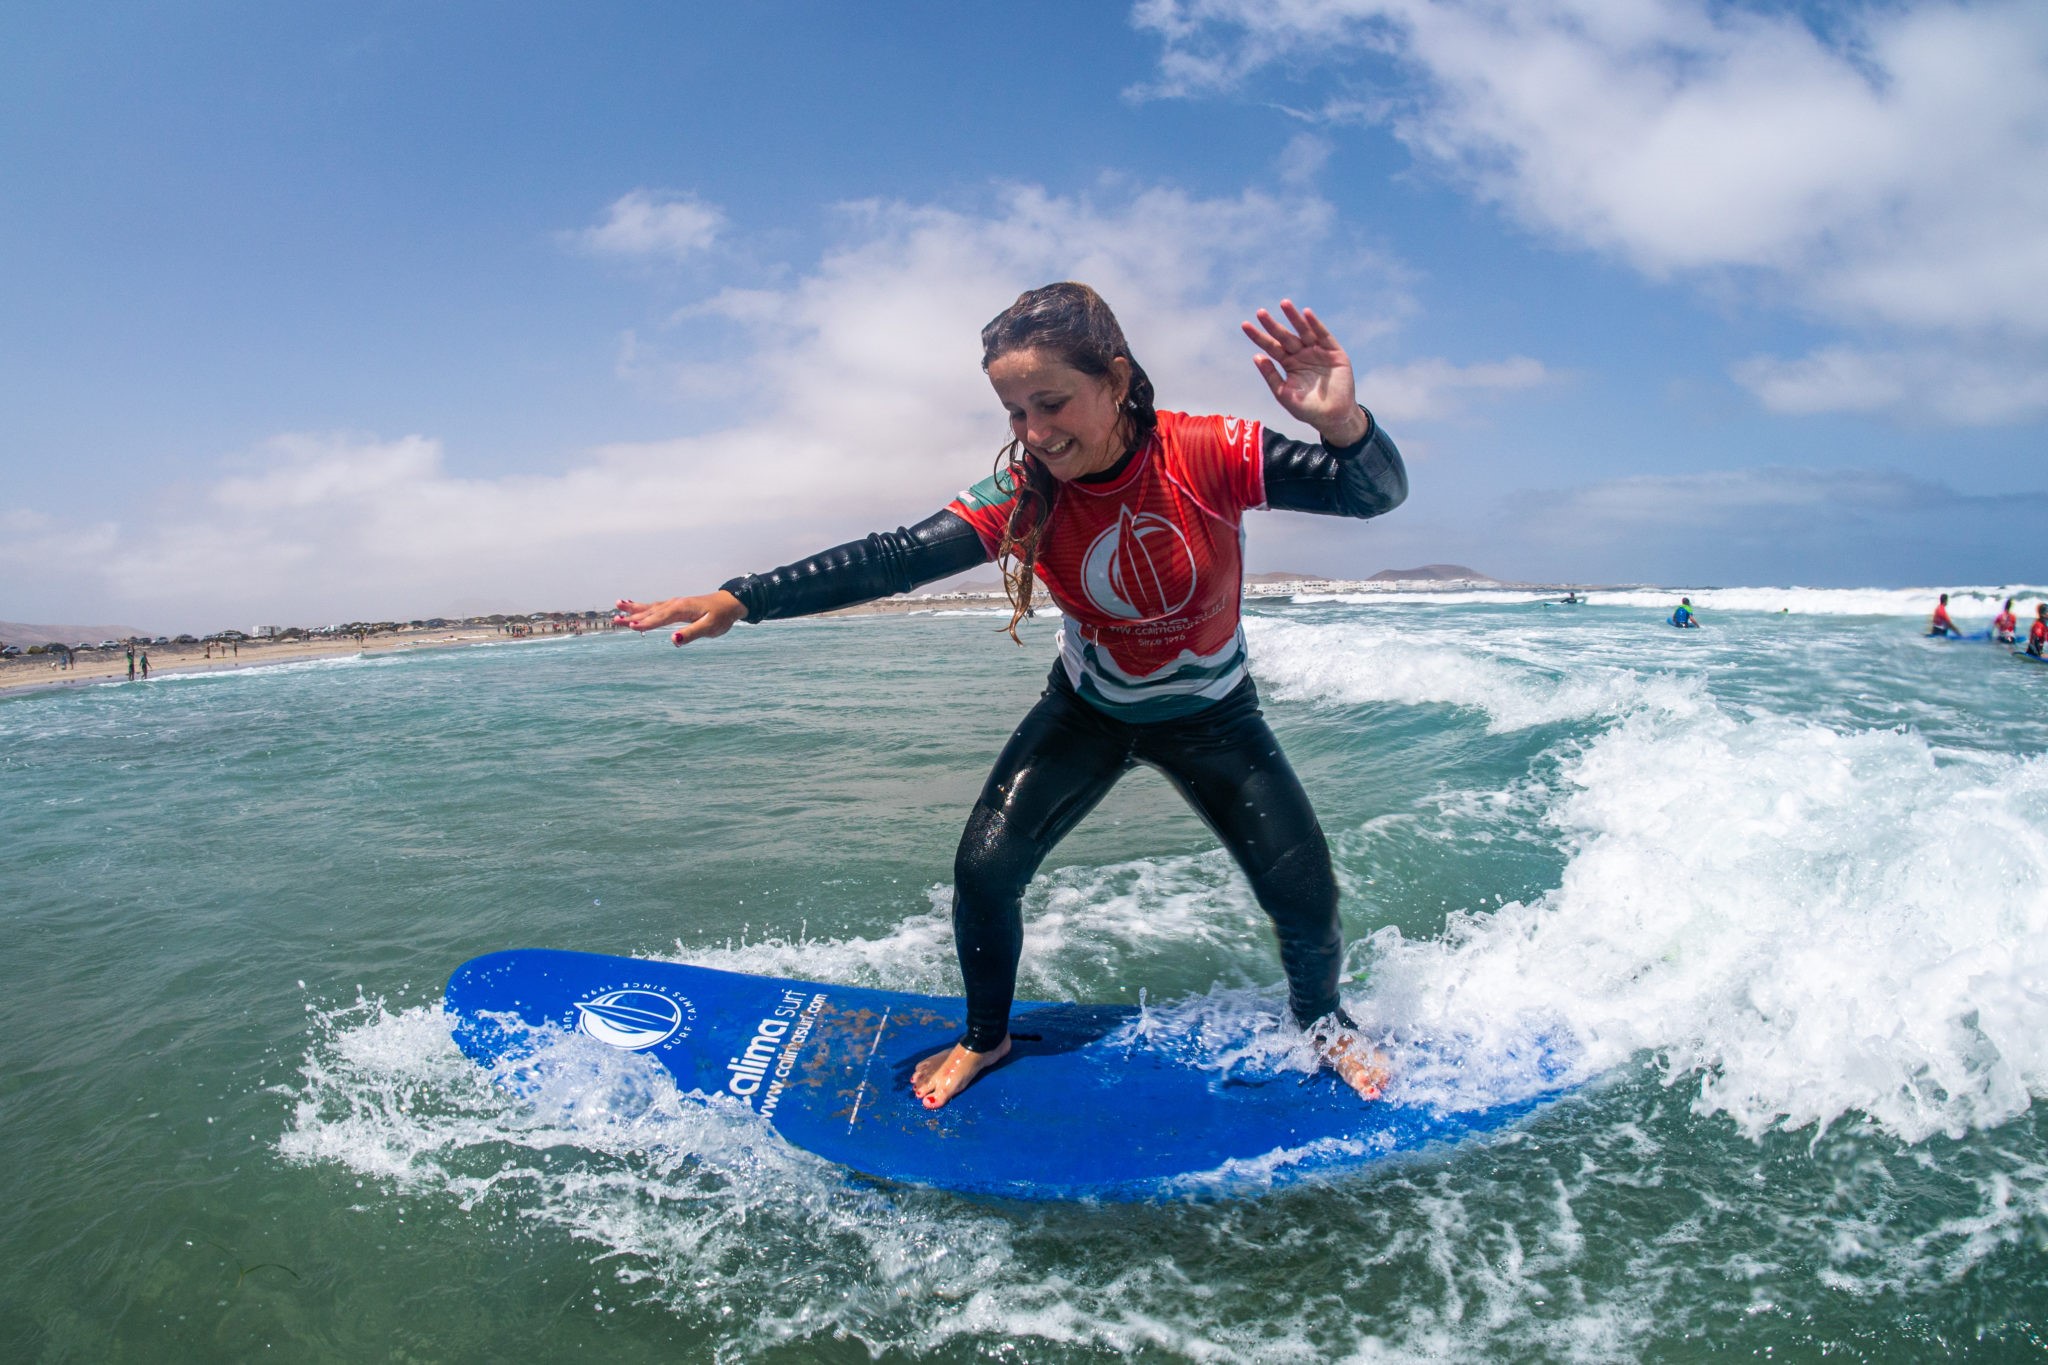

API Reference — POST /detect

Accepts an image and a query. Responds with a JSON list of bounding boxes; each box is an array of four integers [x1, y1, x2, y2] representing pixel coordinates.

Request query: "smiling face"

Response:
[[986, 346, 1133, 482]]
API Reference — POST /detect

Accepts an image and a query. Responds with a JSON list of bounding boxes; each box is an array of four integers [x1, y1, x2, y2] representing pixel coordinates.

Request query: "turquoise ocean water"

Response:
[[4, 588, 2047, 1361]]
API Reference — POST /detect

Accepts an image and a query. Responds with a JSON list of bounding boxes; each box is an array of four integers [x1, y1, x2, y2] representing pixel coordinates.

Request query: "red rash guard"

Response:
[[948, 411, 1267, 720]]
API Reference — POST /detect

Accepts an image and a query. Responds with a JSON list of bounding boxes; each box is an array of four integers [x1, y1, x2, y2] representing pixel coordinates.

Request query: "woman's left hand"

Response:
[[1243, 300, 1370, 447]]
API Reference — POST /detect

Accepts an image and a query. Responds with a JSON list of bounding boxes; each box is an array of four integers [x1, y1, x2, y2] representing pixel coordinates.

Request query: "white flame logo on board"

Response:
[[1082, 505, 1196, 621], [574, 988, 694, 1050]]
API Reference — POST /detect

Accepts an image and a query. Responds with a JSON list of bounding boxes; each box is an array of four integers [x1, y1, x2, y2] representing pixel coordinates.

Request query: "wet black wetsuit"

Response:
[[721, 415, 1407, 1050]]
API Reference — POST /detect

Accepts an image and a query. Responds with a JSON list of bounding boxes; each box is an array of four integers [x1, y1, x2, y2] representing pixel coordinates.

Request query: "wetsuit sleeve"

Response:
[[719, 508, 992, 623], [1259, 409, 1408, 519]]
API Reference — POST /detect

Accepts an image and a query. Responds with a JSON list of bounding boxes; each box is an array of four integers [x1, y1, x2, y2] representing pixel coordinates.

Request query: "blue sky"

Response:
[[4, 1, 2045, 629]]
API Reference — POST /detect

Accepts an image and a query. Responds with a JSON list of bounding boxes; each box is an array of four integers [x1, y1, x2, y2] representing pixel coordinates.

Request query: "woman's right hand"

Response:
[[613, 591, 748, 645]]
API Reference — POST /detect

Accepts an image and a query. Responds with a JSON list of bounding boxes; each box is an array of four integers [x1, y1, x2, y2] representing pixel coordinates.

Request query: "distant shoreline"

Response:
[[0, 623, 589, 698], [2, 579, 1652, 697]]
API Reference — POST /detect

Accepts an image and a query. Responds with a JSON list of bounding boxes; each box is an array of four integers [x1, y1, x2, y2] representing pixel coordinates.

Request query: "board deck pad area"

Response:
[[446, 948, 1576, 1201]]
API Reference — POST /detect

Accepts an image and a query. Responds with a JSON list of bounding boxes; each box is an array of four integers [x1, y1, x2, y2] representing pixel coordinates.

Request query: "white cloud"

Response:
[[1276, 132, 1334, 187], [1359, 355, 1550, 423], [4, 182, 1535, 630], [211, 433, 444, 511], [0, 507, 118, 565], [1133, 0, 2048, 420], [1732, 347, 2048, 426], [571, 189, 725, 260]]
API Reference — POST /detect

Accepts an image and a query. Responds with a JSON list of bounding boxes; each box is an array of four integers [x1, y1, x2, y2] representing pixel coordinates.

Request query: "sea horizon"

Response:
[[11, 574, 2048, 650]]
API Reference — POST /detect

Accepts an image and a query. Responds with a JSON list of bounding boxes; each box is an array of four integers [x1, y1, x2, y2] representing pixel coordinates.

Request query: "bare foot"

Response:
[[1314, 1028, 1390, 1101], [910, 1036, 1011, 1109]]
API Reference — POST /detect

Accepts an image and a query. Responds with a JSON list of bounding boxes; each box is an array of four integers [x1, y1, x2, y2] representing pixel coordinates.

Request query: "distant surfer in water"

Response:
[[1993, 598, 2018, 645], [1670, 598, 1699, 628], [617, 284, 1407, 1108], [2029, 604, 2047, 658], [1929, 593, 1962, 638]]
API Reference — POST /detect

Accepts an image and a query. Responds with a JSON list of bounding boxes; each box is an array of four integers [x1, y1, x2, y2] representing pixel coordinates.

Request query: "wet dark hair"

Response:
[[980, 282, 1158, 643]]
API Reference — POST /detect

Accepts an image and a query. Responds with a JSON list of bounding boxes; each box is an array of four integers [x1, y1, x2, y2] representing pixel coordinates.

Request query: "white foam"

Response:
[[1246, 616, 1705, 732], [143, 651, 386, 683], [277, 989, 1040, 1340], [1291, 588, 1584, 606], [1593, 585, 2048, 619], [673, 845, 1277, 1004], [277, 991, 1329, 1358], [1360, 706, 2048, 1145], [1290, 584, 2048, 619]]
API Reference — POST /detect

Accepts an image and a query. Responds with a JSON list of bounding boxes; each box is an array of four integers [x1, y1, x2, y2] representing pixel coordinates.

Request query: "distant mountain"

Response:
[[0, 619, 149, 647], [1367, 564, 1492, 582]]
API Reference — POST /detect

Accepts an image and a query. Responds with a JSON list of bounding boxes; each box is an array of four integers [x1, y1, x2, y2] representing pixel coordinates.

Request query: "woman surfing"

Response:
[[617, 284, 1407, 1109]]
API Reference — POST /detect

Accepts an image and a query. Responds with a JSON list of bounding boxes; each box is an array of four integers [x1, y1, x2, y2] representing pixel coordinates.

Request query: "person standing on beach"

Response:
[[139, 649, 150, 679], [126, 645, 136, 681], [617, 285, 1407, 1110]]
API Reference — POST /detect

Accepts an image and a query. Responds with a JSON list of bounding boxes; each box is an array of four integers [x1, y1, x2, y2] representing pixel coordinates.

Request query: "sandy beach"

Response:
[[0, 624, 557, 697], [0, 601, 1007, 698]]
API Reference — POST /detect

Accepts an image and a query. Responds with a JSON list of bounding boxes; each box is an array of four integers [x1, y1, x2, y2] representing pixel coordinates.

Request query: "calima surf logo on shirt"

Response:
[[1082, 504, 1197, 621], [574, 987, 696, 1050]]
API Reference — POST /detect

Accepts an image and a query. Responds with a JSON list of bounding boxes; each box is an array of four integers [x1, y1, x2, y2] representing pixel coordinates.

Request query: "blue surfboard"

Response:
[[446, 949, 1578, 1201], [2013, 649, 2048, 666]]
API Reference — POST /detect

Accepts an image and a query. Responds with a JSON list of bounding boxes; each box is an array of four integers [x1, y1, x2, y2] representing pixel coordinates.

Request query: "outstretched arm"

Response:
[[615, 508, 991, 646], [614, 591, 748, 646]]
